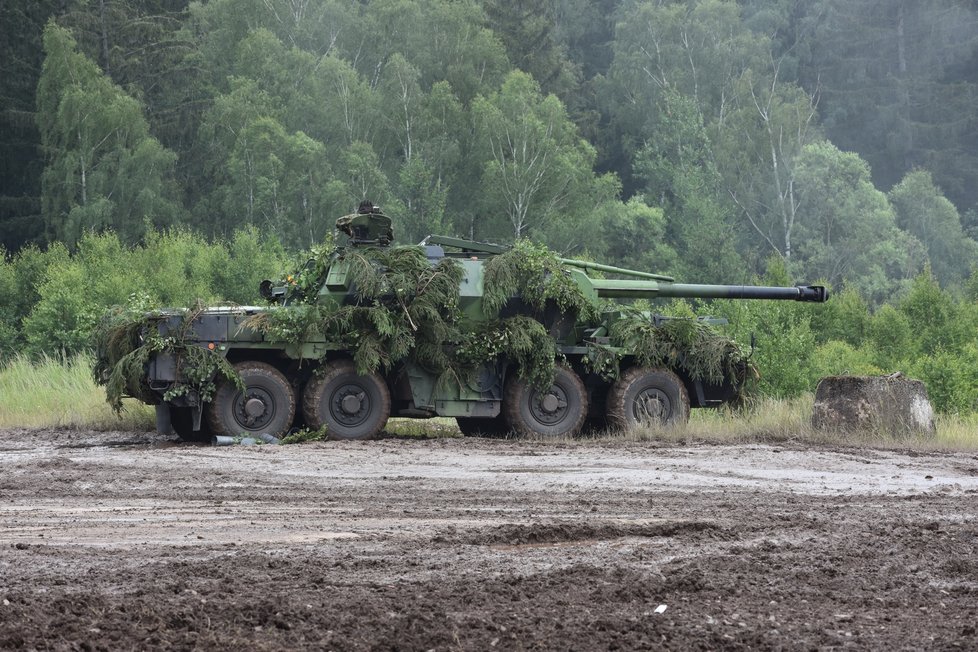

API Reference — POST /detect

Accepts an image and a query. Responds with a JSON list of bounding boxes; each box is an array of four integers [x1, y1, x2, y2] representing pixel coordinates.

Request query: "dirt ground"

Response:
[[1, 428, 977, 651]]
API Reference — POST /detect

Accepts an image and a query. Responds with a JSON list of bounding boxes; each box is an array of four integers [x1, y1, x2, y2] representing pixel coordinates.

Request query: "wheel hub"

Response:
[[331, 384, 371, 426], [244, 397, 265, 418], [634, 389, 670, 423], [540, 393, 561, 413], [530, 386, 569, 426], [341, 393, 363, 415], [235, 388, 274, 428]]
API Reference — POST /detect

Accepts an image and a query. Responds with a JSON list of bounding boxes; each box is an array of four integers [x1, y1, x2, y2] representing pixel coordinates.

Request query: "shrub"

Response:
[[19, 228, 288, 357], [811, 340, 883, 378]]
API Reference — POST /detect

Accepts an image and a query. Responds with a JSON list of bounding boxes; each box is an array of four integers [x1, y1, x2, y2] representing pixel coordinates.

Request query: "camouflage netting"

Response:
[[482, 240, 596, 320], [609, 311, 752, 387], [92, 303, 241, 412], [249, 244, 466, 375]]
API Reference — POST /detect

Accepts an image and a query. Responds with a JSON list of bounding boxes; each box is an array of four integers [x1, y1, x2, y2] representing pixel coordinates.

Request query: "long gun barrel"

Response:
[[589, 279, 828, 302]]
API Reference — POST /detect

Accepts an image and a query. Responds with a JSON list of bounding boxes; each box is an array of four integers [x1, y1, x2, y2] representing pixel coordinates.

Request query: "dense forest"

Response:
[[3, 0, 978, 410]]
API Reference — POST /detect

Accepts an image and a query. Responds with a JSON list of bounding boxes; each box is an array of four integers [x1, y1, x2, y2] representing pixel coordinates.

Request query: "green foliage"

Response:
[[456, 316, 557, 389], [90, 307, 162, 409], [7, 0, 978, 417], [91, 304, 242, 412], [36, 23, 183, 246], [805, 269, 978, 414], [898, 269, 970, 355], [610, 310, 751, 387], [482, 239, 595, 319], [866, 304, 914, 370], [255, 245, 466, 375], [795, 0, 978, 214], [277, 235, 338, 305], [471, 70, 616, 245], [598, 196, 678, 274], [811, 341, 883, 379], [710, 293, 819, 399], [632, 89, 744, 282], [18, 229, 287, 357], [0, 242, 70, 356], [0, 262, 15, 353], [908, 346, 978, 415], [810, 285, 871, 347], [889, 170, 978, 288], [280, 426, 329, 445], [792, 141, 925, 303], [482, 0, 578, 98]]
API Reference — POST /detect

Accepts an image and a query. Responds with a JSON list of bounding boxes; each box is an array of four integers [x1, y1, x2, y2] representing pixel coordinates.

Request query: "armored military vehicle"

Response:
[[95, 203, 826, 441]]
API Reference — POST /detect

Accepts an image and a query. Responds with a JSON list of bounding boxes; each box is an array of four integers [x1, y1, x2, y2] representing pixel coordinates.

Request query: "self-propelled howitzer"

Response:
[[99, 205, 827, 442]]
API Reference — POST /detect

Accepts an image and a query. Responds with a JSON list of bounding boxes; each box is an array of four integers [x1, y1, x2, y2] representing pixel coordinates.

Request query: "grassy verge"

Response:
[[612, 394, 978, 452], [0, 353, 154, 431], [1, 355, 975, 452]]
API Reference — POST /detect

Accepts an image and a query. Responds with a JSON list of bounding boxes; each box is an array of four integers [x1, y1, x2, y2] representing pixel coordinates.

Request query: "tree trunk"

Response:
[[98, 0, 111, 77]]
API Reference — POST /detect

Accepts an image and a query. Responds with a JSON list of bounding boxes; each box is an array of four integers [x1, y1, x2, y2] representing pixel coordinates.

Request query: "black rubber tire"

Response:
[[206, 361, 296, 439], [302, 360, 390, 440], [456, 415, 510, 438], [171, 406, 210, 443], [607, 367, 690, 429], [503, 366, 587, 438]]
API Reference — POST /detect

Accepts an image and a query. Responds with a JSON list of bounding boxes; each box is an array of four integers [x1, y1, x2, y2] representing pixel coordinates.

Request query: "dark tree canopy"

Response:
[[0, 0, 974, 298]]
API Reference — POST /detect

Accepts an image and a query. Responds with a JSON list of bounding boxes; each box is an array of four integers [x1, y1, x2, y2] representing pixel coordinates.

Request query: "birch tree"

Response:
[[36, 22, 182, 246], [471, 71, 604, 243]]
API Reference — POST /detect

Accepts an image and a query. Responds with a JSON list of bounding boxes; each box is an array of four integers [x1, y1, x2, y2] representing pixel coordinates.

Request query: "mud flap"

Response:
[[155, 404, 173, 435]]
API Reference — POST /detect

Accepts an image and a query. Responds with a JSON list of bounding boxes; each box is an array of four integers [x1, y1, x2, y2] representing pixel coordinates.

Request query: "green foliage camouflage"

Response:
[[248, 243, 565, 389], [91, 303, 241, 412], [610, 311, 752, 387], [251, 244, 466, 375], [279, 235, 337, 305], [482, 240, 596, 320], [92, 234, 754, 406], [455, 316, 558, 390], [248, 240, 748, 394]]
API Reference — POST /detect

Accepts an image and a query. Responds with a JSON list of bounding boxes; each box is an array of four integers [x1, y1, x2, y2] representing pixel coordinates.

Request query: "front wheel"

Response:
[[607, 367, 690, 429], [206, 362, 296, 439], [302, 360, 390, 440], [503, 366, 587, 438]]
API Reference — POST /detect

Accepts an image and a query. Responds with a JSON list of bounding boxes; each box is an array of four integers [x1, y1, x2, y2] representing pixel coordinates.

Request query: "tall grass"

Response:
[[614, 394, 978, 452], [0, 353, 154, 430]]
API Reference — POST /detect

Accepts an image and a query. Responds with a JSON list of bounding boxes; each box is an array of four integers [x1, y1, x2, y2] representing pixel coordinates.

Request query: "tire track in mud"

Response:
[[1, 428, 977, 650]]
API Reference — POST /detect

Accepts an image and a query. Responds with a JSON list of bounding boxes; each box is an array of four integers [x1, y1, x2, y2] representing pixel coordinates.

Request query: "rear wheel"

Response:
[[302, 360, 390, 440], [607, 367, 690, 429], [503, 366, 587, 438], [206, 362, 296, 439]]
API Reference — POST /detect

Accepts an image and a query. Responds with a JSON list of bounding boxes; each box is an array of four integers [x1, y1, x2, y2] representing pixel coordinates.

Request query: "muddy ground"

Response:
[[1, 428, 977, 651]]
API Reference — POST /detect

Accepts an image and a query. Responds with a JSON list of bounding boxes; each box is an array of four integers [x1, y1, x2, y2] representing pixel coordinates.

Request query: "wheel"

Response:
[[171, 405, 210, 443], [503, 366, 587, 438], [206, 361, 296, 439], [607, 367, 690, 429], [302, 360, 390, 440], [456, 415, 510, 438]]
